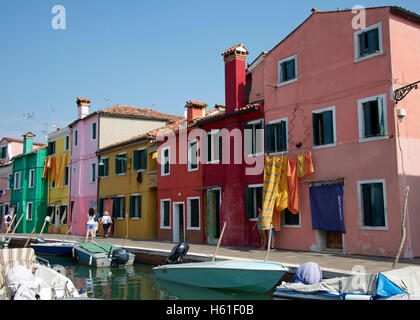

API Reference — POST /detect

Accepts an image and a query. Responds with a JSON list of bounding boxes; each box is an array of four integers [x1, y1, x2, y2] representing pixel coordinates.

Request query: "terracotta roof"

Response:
[[185, 100, 208, 109], [98, 132, 149, 153], [1, 137, 45, 146], [221, 43, 249, 56], [98, 104, 184, 122]]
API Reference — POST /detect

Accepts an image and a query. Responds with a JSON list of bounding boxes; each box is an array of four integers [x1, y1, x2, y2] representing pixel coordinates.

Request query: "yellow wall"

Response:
[[98, 139, 157, 239], [47, 133, 71, 234]]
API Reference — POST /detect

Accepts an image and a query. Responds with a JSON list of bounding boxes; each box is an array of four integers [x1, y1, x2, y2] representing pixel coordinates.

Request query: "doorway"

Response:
[[172, 202, 185, 243], [206, 188, 221, 244]]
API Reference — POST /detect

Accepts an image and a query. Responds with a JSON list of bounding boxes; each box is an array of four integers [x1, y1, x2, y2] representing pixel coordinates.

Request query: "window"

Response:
[[7, 174, 12, 189], [278, 55, 297, 86], [60, 206, 67, 225], [90, 163, 96, 183], [160, 199, 171, 228], [64, 166, 70, 186], [358, 94, 387, 142], [65, 136, 70, 151], [244, 119, 264, 156], [26, 202, 33, 221], [187, 197, 200, 230], [48, 206, 55, 223], [130, 194, 142, 219], [113, 196, 125, 219], [188, 140, 199, 171], [282, 208, 300, 226], [133, 148, 147, 171], [0, 146, 6, 159], [266, 119, 288, 154], [358, 180, 387, 228], [161, 147, 170, 176], [207, 130, 222, 163], [48, 141, 56, 155], [51, 179, 55, 189], [245, 185, 263, 219], [91, 122, 97, 140], [98, 158, 109, 177], [115, 153, 127, 175], [74, 130, 78, 146], [354, 23, 383, 62], [98, 198, 105, 216], [312, 106, 336, 148], [28, 169, 35, 188], [13, 171, 22, 190]]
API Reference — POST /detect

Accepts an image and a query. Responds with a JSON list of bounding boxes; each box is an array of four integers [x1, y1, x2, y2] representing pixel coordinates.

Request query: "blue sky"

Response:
[[1, 0, 419, 143]]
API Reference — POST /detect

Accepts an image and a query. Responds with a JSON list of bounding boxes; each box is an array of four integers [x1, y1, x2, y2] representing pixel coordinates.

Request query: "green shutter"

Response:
[[98, 160, 104, 177], [245, 188, 254, 219], [137, 196, 142, 219], [115, 158, 120, 175], [141, 148, 147, 170], [218, 132, 222, 162], [313, 113, 320, 146], [130, 196, 135, 218], [377, 98, 385, 135], [322, 111, 334, 145], [363, 101, 374, 138], [133, 150, 140, 171], [266, 124, 274, 153], [367, 28, 379, 52]]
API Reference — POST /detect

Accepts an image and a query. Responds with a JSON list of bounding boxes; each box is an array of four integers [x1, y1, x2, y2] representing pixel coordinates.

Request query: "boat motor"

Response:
[[164, 242, 189, 265], [110, 249, 129, 267]]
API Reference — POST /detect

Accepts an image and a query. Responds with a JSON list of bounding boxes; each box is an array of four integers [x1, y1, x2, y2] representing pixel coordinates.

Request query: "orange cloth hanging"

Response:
[[56, 155, 64, 189], [274, 155, 288, 213], [305, 152, 314, 176], [287, 155, 299, 214], [297, 153, 307, 178], [272, 209, 281, 232], [50, 156, 56, 182], [42, 156, 50, 179]]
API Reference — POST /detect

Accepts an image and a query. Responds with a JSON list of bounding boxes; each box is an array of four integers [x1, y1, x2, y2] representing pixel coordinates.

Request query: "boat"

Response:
[[72, 241, 135, 268], [273, 265, 420, 300], [0, 247, 86, 300], [28, 238, 76, 257], [153, 242, 288, 294]]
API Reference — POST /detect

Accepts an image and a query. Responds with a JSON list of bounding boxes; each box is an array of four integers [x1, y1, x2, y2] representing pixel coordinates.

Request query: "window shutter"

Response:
[[104, 158, 109, 176], [312, 113, 320, 146], [130, 196, 135, 218], [377, 97, 385, 135], [363, 101, 374, 138], [141, 148, 147, 170], [122, 155, 127, 173], [322, 111, 334, 145], [245, 188, 254, 219], [359, 33, 368, 56], [98, 160, 104, 177], [137, 196, 142, 219], [367, 28, 379, 52], [218, 132, 223, 162], [207, 134, 212, 163], [122, 197, 125, 218], [133, 150, 139, 171], [115, 158, 120, 175], [266, 124, 274, 153], [244, 123, 252, 155], [113, 197, 120, 218]]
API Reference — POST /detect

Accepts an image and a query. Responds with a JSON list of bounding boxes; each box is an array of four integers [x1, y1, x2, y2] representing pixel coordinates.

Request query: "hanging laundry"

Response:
[[275, 155, 288, 213], [305, 152, 314, 176], [50, 156, 56, 182], [309, 183, 345, 233], [42, 156, 51, 179], [297, 153, 307, 178], [272, 209, 281, 232], [261, 155, 282, 230], [56, 154, 64, 189], [287, 155, 299, 215]]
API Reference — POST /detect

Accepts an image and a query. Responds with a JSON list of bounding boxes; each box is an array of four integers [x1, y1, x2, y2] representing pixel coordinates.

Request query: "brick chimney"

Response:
[[185, 100, 207, 123], [22, 132, 35, 154], [76, 97, 91, 119], [221, 43, 248, 114]]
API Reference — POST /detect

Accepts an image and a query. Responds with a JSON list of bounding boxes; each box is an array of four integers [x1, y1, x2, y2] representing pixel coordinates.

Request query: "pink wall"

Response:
[[254, 7, 415, 257], [69, 114, 99, 235]]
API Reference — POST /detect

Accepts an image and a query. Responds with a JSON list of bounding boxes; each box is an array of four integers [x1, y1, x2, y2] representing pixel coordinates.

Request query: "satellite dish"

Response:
[[137, 171, 142, 184]]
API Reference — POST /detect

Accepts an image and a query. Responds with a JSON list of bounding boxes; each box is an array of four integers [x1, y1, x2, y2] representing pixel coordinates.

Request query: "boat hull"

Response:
[[73, 243, 135, 268], [153, 260, 288, 293], [29, 243, 74, 257]]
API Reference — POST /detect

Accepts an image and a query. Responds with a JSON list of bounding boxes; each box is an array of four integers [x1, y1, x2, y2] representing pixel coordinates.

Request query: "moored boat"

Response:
[[73, 241, 135, 268], [29, 239, 75, 257]]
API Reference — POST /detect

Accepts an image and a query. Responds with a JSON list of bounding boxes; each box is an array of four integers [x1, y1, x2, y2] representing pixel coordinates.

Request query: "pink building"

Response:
[[69, 98, 183, 235], [247, 6, 420, 258], [0, 137, 44, 231]]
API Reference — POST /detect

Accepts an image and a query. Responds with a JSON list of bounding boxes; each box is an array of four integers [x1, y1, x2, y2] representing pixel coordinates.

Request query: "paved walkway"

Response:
[[3, 232, 420, 278]]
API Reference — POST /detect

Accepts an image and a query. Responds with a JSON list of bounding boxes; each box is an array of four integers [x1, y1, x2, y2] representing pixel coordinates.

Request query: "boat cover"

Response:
[[0, 248, 36, 288], [276, 266, 420, 298], [5, 265, 46, 300], [291, 262, 322, 284], [77, 242, 116, 254]]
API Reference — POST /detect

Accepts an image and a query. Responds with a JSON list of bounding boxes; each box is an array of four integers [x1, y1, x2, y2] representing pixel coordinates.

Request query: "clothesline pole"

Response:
[[212, 221, 227, 262], [265, 222, 273, 262]]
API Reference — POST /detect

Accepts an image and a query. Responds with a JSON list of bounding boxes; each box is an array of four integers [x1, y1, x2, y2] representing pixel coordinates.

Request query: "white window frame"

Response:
[[91, 122, 97, 140], [248, 183, 263, 221], [187, 197, 201, 230], [161, 147, 170, 176], [130, 193, 141, 220], [357, 179, 388, 230], [188, 140, 199, 172], [160, 199, 171, 229], [90, 162, 96, 183], [14, 171, 21, 190], [26, 202, 33, 221], [28, 169, 35, 188], [115, 195, 125, 220], [357, 93, 388, 143], [7, 174, 12, 189], [268, 117, 289, 155], [207, 130, 221, 164], [246, 119, 265, 157], [312, 105, 337, 150], [354, 22, 383, 63], [277, 54, 298, 87]]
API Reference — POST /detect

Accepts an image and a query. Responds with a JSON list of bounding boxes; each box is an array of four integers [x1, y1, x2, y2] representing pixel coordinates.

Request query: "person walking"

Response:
[[85, 208, 96, 242], [101, 211, 112, 238], [93, 210, 101, 238], [252, 207, 267, 250]]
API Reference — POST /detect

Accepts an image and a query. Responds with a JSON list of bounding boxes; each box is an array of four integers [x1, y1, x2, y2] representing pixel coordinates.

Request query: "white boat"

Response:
[[273, 265, 420, 300], [0, 247, 86, 300]]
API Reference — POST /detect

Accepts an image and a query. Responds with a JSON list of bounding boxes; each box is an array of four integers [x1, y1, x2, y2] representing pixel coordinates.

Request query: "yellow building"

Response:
[[97, 133, 158, 239], [46, 127, 71, 234]]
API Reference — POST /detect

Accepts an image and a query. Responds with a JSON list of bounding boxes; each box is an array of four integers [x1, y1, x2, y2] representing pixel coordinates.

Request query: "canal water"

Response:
[[44, 256, 274, 300]]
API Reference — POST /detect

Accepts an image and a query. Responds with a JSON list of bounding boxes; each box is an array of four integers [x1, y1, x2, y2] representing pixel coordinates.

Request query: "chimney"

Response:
[[76, 97, 91, 119], [221, 43, 248, 114], [185, 100, 207, 123], [22, 132, 35, 154]]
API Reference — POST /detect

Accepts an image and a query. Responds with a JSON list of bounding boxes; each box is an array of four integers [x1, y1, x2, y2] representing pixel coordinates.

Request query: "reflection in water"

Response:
[[43, 257, 273, 300]]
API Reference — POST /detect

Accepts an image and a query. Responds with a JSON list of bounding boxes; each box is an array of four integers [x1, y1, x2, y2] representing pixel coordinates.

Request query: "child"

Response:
[[253, 207, 267, 250], [85, 208, 96, 242]]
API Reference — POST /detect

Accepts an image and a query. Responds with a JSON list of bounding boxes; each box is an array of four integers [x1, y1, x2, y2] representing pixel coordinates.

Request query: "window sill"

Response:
[[313, 143, 336, 150], [276, 78, 298, 88], [268, 151, 289, 156], [116, 173, 127, 176], [281, 224, 301, 228], [247, 152, 264, 158], [207, 160, 220, 165], [248, 218, 258, 222], [354, 51, 384, 63], [359, 136, 388, 143], [187, 227, 201, 231], [161, 173, 170, 177], [130, 217, 141, 220], [359, 226, 388, 231], [160, 226, 171, 230], [188, 167, 199, 172]]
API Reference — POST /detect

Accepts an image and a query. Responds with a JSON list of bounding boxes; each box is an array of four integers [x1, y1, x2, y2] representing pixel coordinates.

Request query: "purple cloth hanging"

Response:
[[309, 183, 345, 233]]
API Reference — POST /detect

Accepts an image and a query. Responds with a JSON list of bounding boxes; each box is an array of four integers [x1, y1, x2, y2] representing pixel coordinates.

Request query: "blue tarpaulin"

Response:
[[309, 183, 346, 233]]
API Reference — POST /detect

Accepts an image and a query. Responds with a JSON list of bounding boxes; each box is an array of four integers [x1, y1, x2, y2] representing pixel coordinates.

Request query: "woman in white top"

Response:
[[86, 208, 96, 242], [102, 211, 112, 238]]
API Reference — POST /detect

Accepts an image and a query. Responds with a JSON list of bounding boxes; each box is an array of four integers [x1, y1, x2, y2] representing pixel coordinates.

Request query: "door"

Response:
[[172, 202, 185, 243], [326, 231, 343, 249], [55, 206, 61, 229], [206, 189, 221, 244]]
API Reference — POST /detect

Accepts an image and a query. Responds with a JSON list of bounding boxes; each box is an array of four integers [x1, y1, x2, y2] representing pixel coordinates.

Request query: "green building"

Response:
[[10, 132, 48, 233]]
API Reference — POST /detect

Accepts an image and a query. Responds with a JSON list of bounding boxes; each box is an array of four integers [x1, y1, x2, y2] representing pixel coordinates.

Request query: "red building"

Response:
[[157, 44, 265, 247]]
